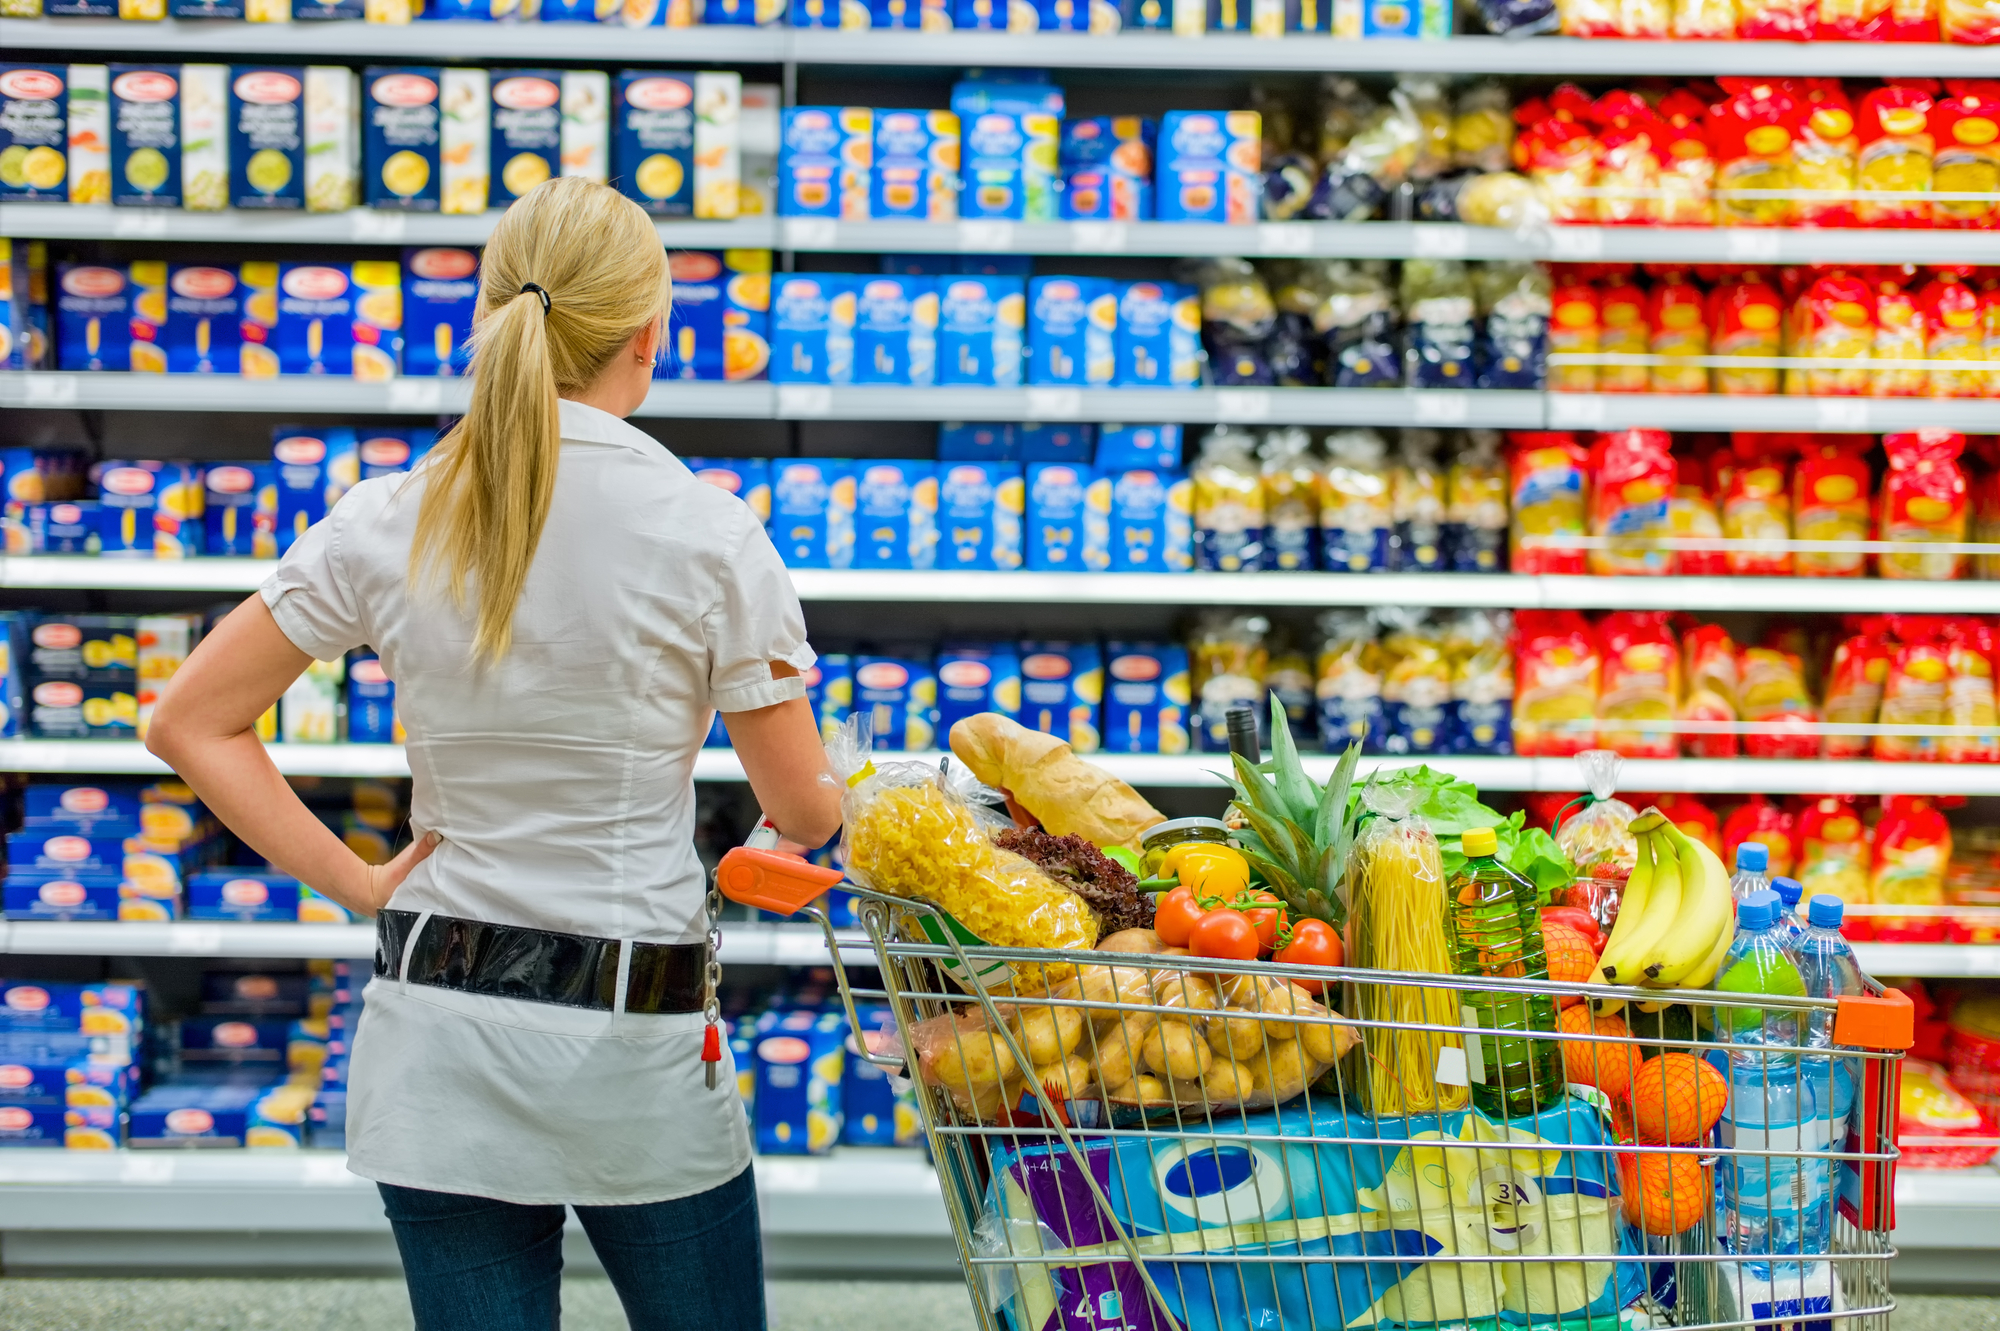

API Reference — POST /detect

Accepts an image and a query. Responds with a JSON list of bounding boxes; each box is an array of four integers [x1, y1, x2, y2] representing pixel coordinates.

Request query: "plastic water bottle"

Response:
[[1796, 895, 1865, 1157], [1770, 876, 1806, 945], [1717, 889, 1828, 1279], [1731, 842, 1772, 906]]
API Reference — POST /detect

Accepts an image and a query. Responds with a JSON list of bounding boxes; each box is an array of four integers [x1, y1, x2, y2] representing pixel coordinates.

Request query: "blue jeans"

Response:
[[379, 1165, 765, 1331]]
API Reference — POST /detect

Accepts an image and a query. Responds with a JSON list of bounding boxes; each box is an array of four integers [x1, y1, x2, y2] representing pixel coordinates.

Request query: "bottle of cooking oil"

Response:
[[1448, 825, 1565, 1120]]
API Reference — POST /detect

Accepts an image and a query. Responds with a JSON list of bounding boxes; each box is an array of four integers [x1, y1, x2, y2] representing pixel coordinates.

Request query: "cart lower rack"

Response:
[[720, 849, 1916, 1331]]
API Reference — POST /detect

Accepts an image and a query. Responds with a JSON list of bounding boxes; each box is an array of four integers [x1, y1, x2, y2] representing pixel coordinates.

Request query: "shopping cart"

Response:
[[718, 847, 1916, 1331]]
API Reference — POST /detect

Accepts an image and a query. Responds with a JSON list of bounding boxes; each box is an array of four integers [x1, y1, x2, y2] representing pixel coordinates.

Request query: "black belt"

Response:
[[374, 909, 708, 1015]]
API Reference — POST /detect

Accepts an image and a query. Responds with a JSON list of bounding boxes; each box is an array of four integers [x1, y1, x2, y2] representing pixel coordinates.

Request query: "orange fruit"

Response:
[[1629, 1053, 1729, 1146], [1541, 920, 1600, 1008], [1617, 1151, 1712, 1235], [1558, 1005, 1644, 1099]]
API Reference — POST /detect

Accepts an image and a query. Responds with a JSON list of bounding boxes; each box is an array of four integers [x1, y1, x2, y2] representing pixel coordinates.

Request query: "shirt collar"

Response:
[[557, 398, 665, 457]]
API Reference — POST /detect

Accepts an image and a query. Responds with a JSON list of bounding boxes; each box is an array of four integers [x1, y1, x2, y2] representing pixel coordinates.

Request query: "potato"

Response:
[[1087, 1013, 1157, 1088], [1099, 928, 1165, 954], [1159, 946, 1192, 957], [1297, 1001, 1358, 1066], [1206, 1007, 1267, 1060], [1248, 978, 1309, 1042], [965, 1076, 1013, 1123], [1029, 1054, 1095, 1099], [1152, 972, 1220, 1018], [1131, 1074, 1174, 1105], [1202, 1059, 1257, 1104], [1017, 1006, 1085, 1065], [1076, 964, 1155, 1017], [930, 1027, 1017, 1091], [1249, 1039, 1313, 1101], [1142, 1022, 1214, 1082]]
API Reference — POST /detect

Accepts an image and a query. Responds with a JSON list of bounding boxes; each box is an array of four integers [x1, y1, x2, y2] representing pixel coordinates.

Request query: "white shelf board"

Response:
[[0, 556, 278, 591], [0, 202, 773, 249], [0, 373, 763, 419], [1854, 944, 2000, 980], [0, 739, 409, 776], [0, 15, 785, 59], [1545, 393, 2000, 435], [1889, 1167, 2000, 1252]]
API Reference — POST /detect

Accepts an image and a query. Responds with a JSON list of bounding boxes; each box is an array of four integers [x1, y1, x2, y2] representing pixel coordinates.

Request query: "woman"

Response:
[[147, 177, 843, 1331]]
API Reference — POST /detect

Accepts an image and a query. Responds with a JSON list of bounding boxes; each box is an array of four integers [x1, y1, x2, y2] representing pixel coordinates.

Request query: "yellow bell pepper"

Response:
[[1161, 843, 1250, 902]]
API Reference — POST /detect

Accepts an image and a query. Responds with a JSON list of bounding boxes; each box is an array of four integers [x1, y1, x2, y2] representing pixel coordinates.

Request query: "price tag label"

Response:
[[1548, 228, 1605, 261], [1546, 394, 1608, 428], [1413, 393, 1470, 425], [349, 210, 407, 242], [1436, 1042, 1472, 1089], [112, 210, 168, 239], [781, 218, 837, 250], [1412, 225, 1470, 258], [1024, 388, 1081, 420], [1814, 399, 1871, 430], [120, 1155, 178, 1185], [169, 925, 225, 956], [24, 375, 79, 407], [958, 220, 1014, 251], [777, 384, 833, 417], [1215, 389, 1271, 422], [1070, 222, 1127, 253], [1257, 224, 1312, 256], [388, 380, 442, 412], [1724, 230, 1783, 263]]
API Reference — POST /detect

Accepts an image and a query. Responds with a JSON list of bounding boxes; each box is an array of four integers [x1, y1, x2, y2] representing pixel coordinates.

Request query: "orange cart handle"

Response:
[[1834, 987, 1916, 1051], [716, 847, 844, 917]]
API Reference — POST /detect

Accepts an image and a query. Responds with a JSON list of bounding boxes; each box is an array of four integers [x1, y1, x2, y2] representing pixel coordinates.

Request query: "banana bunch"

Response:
[[1589, 808, 1734, 1017]]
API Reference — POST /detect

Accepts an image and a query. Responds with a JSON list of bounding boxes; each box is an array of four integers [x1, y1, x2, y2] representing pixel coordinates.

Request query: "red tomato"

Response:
[[1188, 909, 1260, 962], [1274, 919, 1343, 992], [1154, 887, 1205, 948], [1240, 890, 1288, 954]]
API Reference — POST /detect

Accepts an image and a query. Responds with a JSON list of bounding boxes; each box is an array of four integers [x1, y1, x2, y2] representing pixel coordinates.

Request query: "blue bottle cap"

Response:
[[1772, 877, 1803, 908], [1736, 842, 1769, 873], [1738, 888, 1779, 932], [1808, 895, 1846, 929]]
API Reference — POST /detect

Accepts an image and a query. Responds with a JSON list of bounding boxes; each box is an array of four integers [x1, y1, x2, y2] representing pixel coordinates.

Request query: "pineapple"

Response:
[[1224, 695, 1363, 931]]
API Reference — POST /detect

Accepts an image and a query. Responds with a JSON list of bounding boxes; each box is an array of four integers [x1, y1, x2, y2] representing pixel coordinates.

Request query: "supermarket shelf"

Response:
[[11, 562, 2000, 614], [1545, 393, 2000, 434], [7, 20, 1996, 77], [1855, 944, 2000, 980], [0, 739, 407, 777]]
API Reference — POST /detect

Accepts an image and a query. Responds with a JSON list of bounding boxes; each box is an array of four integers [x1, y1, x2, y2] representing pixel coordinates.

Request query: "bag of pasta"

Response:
[[830, 718, 1101, 969]]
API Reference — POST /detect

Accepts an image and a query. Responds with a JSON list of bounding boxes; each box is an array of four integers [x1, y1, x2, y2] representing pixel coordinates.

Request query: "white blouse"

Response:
[[260, 398, 813, 1205]]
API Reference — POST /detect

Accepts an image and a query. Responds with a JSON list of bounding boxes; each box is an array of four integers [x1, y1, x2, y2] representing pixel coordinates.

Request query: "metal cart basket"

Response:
[[719, 847, 1916, 1331]]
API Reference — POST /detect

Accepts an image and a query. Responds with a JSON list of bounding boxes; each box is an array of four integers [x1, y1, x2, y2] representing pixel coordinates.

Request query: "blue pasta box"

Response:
[[0, 242, 50, 373], [186, 871, 301, 924], [1018, 422, 1095, 464], [129, 1081, 265, 1146], [0, 1103, 64, 1147], [0, 1056, 126, 1108], [613, 72, 694, 217], [1032, 0, 1113, 25], [1156, 110, 1260, 225], [1101, 642, 1191, 753], [57, 261, 165, 373], [401, 246, 479, 377], [1114, 281, 1202, 388], [1093, 464, 1193, 573], [840, 1005, 919, 1147], [936, 462, 1023, 571], [958, 111, 1060, 223], [171, 0, 242, 14], [868, 0, 946, 21], [25, 613, 136, 684], [228, 67, 306, 211], [179, 1016, 289, 1064], [1364, 0, 1448, 34], [26, 679, 135, 739], [272, 425, 358, 554], [852, 276, 936, 387], [805, 653, 852, 740], [789, 0, 868, 24], [358, 429, 420, 479], [201, 972, 312, 1016], [96, 460, 203, 560], [346, 654, 399, 744], [162, 264, 244, 374], [363, 68, 443, 213], [770, 459, 855, 569], [3, 874, 122, 922], [851, 461, 937, 570], [937, 422, 1017, 462], [487, 70, 562, 207], [7, 831, 128, 878], [202, 462, 276, 559], [935, 640, 1020, 735], [949, 78, 1064, 120], [753, 1008, 845, 1155], [870, 110, 957, 222], [1059, 116, 1153, 221], [1027, 277, 1115, 386], [950, 0, 1029, 20], [1019, 640, 1103, 751], [688, 458, 772, 528], [0, 67, 68, 203], [935, 276, 1024, 388], [1025, 462, 1107, 572], [109, 67, 182, 210], [1095, 422, 1181, 471], [852, 655, 937, 752], [770, 274, 856, 385], [27, 502, 99, 556], [0, 450, 33, 556], [24, 782, 140, 833], [275, 261, 401, 379], [0, 982, 142, 1039], [1287, 0, 1331, 24], [777, 107, 870, 219], [703, 0, 783, 20], [663, 249, 772, 384], [0, 612, 21, 737]]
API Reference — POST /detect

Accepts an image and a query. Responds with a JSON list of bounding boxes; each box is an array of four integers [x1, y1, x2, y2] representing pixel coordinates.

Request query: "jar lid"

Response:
[[1139, 817, 1231, 845]]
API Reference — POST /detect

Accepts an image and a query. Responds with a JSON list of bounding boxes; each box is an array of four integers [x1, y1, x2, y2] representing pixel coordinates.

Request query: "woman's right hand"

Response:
[[361, 829, 443, 916]]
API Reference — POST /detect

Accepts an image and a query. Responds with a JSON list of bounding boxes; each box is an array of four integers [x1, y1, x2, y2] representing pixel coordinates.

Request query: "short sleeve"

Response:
[[704, 513, 815, 713], [258, 507, 366, 664]]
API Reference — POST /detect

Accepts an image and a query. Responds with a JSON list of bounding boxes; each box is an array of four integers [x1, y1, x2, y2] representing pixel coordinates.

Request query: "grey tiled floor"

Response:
[[0, 1281, 1991, 1330]]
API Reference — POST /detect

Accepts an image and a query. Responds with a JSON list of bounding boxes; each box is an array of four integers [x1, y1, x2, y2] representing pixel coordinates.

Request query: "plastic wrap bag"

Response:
[[1556, 750, 1639, 882], [830, 719, 1101, 958]]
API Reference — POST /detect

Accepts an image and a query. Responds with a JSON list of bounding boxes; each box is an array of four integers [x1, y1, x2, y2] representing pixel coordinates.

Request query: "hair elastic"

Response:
[[519, 282, 551, 315]]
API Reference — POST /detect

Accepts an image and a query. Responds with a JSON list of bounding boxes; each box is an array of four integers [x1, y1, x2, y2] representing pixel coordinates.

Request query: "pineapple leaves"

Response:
[[1241, 846, 1303, 903], [1266, 694, 1318, 826]]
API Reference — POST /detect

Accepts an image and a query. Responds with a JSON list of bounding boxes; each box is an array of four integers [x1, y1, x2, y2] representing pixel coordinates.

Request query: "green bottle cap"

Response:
[[1462, 826, 1498, 858]]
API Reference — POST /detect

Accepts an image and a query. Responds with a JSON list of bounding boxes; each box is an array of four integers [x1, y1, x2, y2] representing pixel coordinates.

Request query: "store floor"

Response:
[[0, 1282, 1994, 1330]]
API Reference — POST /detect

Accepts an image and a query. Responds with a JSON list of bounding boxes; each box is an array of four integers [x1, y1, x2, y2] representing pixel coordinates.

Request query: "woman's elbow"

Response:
[[142, 712, 179, 764]]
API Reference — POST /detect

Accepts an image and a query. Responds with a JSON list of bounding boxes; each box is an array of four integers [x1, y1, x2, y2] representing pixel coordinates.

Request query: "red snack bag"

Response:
[[1930, 82, 2000, 230], [1942, 0, 2000, 42], [1723, 794, 1798, 877], [1709, 80, 1802, 224], [1507, 431, 1590, 576], [1791, 80, 1860, 229], [1822, 624, 1892, 757], [1647, 267, 1710, 394], [1680, 621, 1740, 758], [1592, 92, 1664, 225], [1672, 449, 1729, 576], [1943, 618, 2000, 763], [1709, 269, 1785, 395], [1871, 794, 1950, 907], [1521, 92, 1602, 222], [1871, 267, 1930, 398], [1737, 644, 1822, 759], [1815, 0, 1886, 40], [1513, 609, 1601, 757], [1856, 83, 1938, 228], [1878, 0, 1938, 40], [1655, 90, 1717, 225], [1919, 269, 1987, 398], [1878, 429, 1970, 580], [1787, 269, 1876, 398], [1548, 266, 1601, 394], [1877, 621, 1950, 760], [1596, 269, 1652, 395], [1721, 432, 1795, 576], [1588, 428, 1676, 576], [1792, 434, 1872, 578], [1797, 795, 1873, 909], [1597, 610, 1681, 760]]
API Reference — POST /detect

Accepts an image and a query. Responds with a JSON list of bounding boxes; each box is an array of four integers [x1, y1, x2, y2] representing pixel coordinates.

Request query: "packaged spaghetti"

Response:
[[1738, 643, 1821, 759], [1734, 0, 1813, 35], [1872, 270, 1930, 399], [1710, 269, 1786, 395], [1723, 794, 1798, 877], [1597, 611, 1680, 759], [1709, 80, 1801, 225], [1513, 609, 1600, 756], [1793, 435, 1872, 577], [1793, 80, 1860, 228], [1798, 795, 1872, 907], [1320, 428, 1394, 574], [1593, 92, 1663, 224], [1672, 448, 1730, 576], [1377, 610, 1452, 755], [1872, 795, 1951, 907], [1823, 622, 1892, 758], [1596, 269, 1652, 394], [1942, 0, 2000, 43], [1856, 83, 1937, 229], [1876, 621, 1950, 761], [1390, 429, 1446, 573], [1446, 608, 1514, 754], [1555, 748, 1639, 880], [1920, 271, 1986, 400], [1648, 267, 1711, 394], [1681, 621, 1741, 758], [1316, 609, 1385, 751], [1507, 431, 1590, 575], [1878, 429, 1969, 581], [1452, 81, 1516, 173], [1945, 619, 2000, 763], [1722, 432, 1795, 576], [1930, 83, 2000, 231], [1787, 271, 1875, 399], [1547, 267, 1602, 394], [1444, 429, 1509, 573], [1656, 90, 1718, 224], [1192, 612, 1269, 752], [1259, 427, 1321, 574], [1588, 427, 1675, 577]]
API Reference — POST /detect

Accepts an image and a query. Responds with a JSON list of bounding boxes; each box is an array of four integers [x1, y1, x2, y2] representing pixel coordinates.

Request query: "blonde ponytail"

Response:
[[410, 176, 670, 663]]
